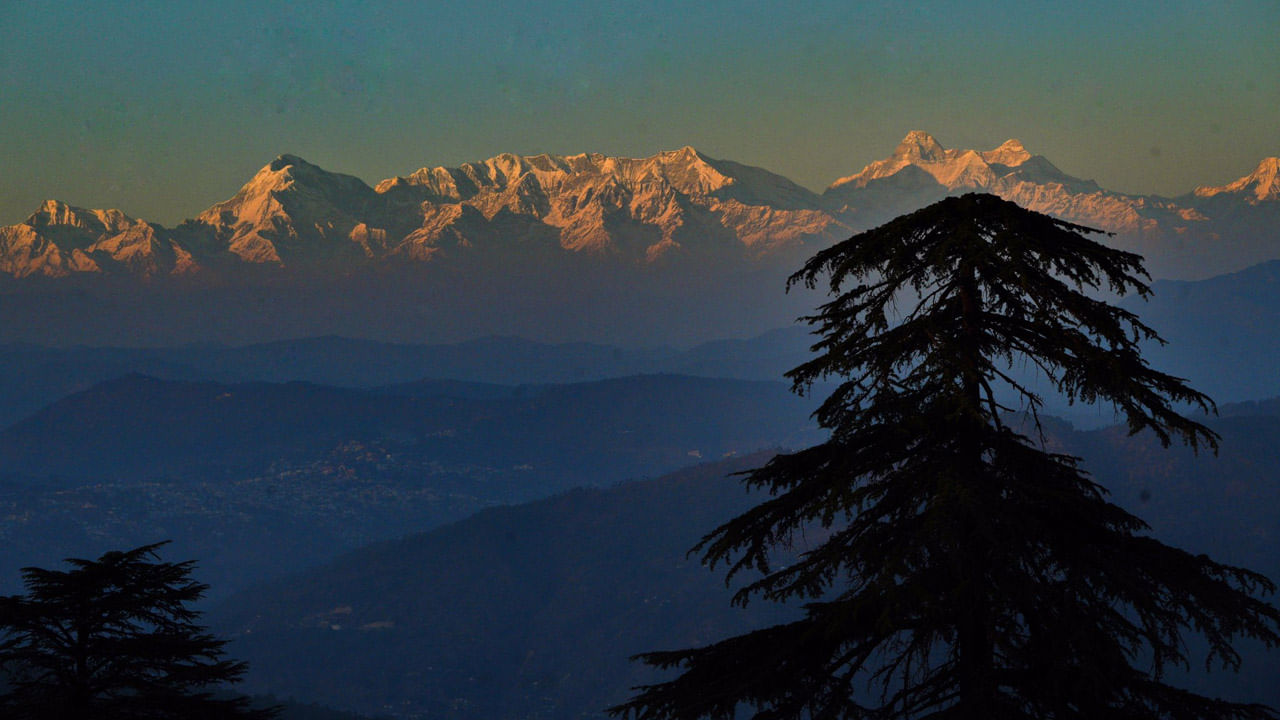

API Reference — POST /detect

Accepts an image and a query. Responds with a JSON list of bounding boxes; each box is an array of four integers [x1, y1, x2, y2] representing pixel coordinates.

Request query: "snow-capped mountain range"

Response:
[[3, 132, 1277, 280]]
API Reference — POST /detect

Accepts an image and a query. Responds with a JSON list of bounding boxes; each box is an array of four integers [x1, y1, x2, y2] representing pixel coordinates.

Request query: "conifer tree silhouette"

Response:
[[0, 541, 275, 719], [611, 193, 1280, 720]]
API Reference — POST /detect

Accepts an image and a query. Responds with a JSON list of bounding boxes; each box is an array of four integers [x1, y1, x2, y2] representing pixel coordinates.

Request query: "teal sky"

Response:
[[1, 0, 1277, 225]]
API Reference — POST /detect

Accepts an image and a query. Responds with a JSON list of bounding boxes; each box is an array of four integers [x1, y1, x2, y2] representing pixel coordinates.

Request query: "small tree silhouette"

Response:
[[611, 194, 1280, 720], [0, 541, 275, 719]]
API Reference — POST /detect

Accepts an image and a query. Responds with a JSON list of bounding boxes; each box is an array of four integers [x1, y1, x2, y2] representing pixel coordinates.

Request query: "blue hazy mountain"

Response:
[[208, 414, 1280, 719], [0, 373, 822, 599]]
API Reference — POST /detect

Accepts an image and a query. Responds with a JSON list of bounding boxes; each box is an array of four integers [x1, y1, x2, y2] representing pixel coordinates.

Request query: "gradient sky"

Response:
[[1, 0, 1277, 226]]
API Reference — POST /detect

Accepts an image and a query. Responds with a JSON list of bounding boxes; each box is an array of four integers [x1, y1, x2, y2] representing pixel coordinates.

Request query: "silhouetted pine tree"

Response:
[[0, 541, 275, 719], [611, 193, 1280, 720]]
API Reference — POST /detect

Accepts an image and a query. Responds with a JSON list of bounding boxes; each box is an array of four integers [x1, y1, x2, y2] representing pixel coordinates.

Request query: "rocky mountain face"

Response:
[[0, 200, 197, 278], [0, 148, 845, 278], [195, 154, 387, 266], [375, 147, 839, 263], [2, 134, 1276, 281]]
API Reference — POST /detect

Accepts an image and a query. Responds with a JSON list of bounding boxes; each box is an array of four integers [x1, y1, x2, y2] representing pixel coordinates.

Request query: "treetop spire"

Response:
[[612, 193, 1277, 720]]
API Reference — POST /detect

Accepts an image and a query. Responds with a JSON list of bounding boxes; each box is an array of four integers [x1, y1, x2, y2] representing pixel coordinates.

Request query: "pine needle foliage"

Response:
[[0, 541, 275, 719], [610, 194, 1280, 720]]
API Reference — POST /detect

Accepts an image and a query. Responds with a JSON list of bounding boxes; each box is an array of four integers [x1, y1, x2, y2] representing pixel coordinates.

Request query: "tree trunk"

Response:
[[956, 264, 995, 720]]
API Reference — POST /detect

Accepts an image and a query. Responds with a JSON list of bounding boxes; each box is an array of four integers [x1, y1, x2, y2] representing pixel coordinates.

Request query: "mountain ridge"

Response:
[[1193, 156, 1280, 204], [2, 133, 1277, 281]]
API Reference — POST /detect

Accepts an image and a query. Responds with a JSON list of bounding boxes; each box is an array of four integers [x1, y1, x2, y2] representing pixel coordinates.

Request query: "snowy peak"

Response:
[[201, 154, 375, 216], [382, 147, 739, 202], [830, 131, 948, 188], [5, 137, 1279, 281], [649, 146, 737, 195], [894, 130, 947, 163], [373, 147, 838, 261], [1194, 157, 1280, 203], [820, 131, 1215, 274], [829, 132, 1040, 192], [1, 200, 192, 278], [196, 154, 383, 265], [981, 139, 1032, 168], [25, 199, 140, 235]]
